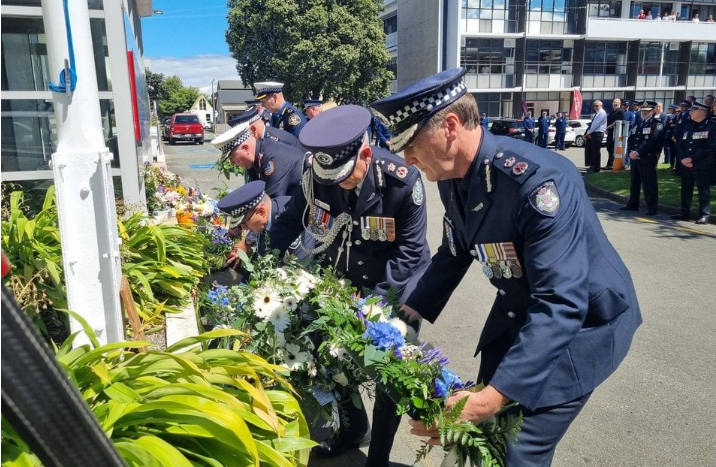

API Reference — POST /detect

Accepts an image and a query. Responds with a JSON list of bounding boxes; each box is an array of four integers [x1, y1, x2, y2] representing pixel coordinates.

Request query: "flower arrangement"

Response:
[[199, 253, 523, 466]]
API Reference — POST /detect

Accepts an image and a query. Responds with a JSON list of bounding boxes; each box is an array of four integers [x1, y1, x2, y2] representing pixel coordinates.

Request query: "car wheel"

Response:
[[575, 135, 584, 147], [198, 139, 204, 145]]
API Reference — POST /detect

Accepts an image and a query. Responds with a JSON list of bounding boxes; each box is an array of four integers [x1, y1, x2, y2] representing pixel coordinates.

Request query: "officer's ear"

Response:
[[359, 145, 372, 166], [249, 123, 260, 139]]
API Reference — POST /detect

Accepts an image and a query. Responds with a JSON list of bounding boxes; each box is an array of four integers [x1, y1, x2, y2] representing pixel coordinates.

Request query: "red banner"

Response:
[[521, 99, 529, 118], [570, 88, 582, 120]]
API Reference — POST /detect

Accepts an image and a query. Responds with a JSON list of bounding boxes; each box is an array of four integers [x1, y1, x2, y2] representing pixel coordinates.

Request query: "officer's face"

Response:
[[242, 204, 269, 233], [228, 138, 256, 169], [613, 100, 621, 109], [306, 106, 321, 120], [338, 148, 372, 190], [263, 93, 280, 113], [690, 108, 707, 123], [403, 121, 460, 182], [249, 121, 265, 139]]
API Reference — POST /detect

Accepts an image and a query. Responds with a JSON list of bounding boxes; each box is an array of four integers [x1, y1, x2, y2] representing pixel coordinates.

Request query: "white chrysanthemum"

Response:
[[282, 343, 309, 371], [332, 372, 349, 386], [276, 268, 288, 280], [253, 286, 282, 319], [269, 306, 291, 332], [328, 343, 348, 360], [273, 332, 286, 346], [282, 295, 298, 311], [361, 303, 384, 320], [295, 270, 318, 295], [307, 360, 318, 377], [389, 317, 408, 337]]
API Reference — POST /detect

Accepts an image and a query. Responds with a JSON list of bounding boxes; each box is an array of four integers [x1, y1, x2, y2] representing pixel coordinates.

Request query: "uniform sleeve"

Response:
[[263, 153, 298, 199], [267, 183, 309, 254], [372, 175, 429, 299], [488, 177, 591, 409]]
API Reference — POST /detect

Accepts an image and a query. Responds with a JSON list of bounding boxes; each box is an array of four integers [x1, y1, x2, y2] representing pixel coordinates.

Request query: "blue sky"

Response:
[[141, 0, 239, 93]]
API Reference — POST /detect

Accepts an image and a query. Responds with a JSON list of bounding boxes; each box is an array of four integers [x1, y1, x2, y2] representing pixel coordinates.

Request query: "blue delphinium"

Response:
[[207, 284, 230, 307], [362, 321, 405, 351], [433, 368, 465, 398]]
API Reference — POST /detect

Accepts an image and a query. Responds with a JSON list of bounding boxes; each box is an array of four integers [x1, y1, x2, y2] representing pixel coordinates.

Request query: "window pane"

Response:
[[1, 0, 103, 8]]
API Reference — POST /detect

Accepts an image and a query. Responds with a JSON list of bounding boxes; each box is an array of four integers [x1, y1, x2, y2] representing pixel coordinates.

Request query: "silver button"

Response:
[[355, 240, 361, 245], [353, 220, 359, 225], [470, 249, 477, 256], [495, 152, 504, 159], [507, 311, 516, 319], [362, 275, 369, 280], [499, 289, 506, 296], [358, 261, 364, 265], [328, 257, 332, 262]]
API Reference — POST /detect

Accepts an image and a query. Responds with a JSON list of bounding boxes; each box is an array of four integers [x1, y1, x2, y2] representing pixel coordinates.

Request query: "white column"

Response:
[[42, 0, 123, 346]]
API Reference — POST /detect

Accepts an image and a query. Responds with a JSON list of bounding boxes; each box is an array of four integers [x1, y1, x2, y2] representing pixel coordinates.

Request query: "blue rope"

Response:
[[48, 0, 77, 93]]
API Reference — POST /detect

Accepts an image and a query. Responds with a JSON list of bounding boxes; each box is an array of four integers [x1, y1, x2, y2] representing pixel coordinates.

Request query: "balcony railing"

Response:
[[385, 32, 397, 50], [586, 17, 716, 42]]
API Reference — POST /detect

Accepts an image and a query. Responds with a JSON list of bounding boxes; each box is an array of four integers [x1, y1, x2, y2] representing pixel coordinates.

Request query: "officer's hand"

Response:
[[408, 419, 441, 445], [445, 385, 510, 425], [400, 304, 423, 322], [629, 151, 640, 160], [681, 157, 693, 168], [226, 239, 249, 269]]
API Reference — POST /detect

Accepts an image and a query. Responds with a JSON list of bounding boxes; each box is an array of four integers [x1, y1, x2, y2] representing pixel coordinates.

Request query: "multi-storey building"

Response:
[[381, 0, 716, 118]]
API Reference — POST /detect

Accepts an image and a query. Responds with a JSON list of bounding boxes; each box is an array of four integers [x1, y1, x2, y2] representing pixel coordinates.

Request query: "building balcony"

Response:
[[586, 17, 716, 42]]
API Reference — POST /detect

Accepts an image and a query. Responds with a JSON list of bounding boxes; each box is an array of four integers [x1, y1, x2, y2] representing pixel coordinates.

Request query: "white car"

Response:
[[569, 119, 607, 147], [535, 122, 576, 148]]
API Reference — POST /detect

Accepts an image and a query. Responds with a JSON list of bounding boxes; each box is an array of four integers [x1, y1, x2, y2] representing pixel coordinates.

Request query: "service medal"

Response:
[[482, 263, 494, 278], [511, 263, 523, 278], [491, 264, 503, 279], [501, 262, 512, 279], [385, 218, 396, 242]]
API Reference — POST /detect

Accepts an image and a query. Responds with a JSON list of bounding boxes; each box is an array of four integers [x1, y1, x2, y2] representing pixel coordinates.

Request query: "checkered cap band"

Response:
[[330, 139, 363, 165], [384, 80, 467, 130], [219, 129, 251, 157], [227, 191, 264, 225]]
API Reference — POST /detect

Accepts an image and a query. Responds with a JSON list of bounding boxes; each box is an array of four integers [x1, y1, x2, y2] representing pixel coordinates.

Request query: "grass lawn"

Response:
[[584, 164, 716, 212]]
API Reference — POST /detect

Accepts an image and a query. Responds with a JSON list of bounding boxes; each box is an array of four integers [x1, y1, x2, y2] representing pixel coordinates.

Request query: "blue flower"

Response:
[[362, 321, 405, 350], [433, 368, 464, 398]]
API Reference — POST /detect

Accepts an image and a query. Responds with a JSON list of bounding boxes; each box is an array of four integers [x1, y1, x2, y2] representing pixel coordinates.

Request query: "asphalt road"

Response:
[[163, 139, 716, 467]]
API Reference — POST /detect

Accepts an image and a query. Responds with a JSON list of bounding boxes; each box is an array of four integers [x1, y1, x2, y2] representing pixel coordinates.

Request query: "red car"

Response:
[[167, 113, 204, 145]]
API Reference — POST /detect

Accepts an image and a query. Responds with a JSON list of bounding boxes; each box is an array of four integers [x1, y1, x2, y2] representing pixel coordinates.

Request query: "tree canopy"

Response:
[[225, 0, 393, 104], [149, 75, 201, 118]]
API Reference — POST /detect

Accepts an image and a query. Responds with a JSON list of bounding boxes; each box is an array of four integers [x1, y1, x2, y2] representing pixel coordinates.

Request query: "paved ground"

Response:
[[163, 141, 716, 467]]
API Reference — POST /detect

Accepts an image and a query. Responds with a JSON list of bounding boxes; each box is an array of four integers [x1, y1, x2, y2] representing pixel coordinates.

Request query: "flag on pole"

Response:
[[570, 88, 582, 120], [521, 99, 529, 118]]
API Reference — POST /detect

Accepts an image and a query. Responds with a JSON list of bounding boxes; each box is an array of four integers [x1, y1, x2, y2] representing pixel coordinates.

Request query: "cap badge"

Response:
[[314, 152, 334, 165]]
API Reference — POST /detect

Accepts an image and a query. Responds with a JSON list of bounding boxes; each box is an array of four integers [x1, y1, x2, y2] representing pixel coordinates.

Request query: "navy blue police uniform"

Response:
[[674, 102, 716, 223], [480, 114, 489, 130], [269, 105, 430, 467], [664, 104, 679, 168], [369, 116, 392, 150], [554, 114, 567, 150], [371, 67, 642, 467], [229, 107, 305, 151], [523, 114, 535, 144], [623, 102, 666, 215], [271, 101, 308, 137], [536, 113, 550, 148], [672, 101, 693, 175], [247, 138, 304, 199]]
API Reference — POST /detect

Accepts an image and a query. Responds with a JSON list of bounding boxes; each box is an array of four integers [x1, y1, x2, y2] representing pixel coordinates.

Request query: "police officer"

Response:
[[254, 81, 308, 137], [536, 110, 550, 148], [622, 100, 635, 167], [245, 99, 271, 126], [672, 100, 693, 175], [670, 101, 715, 225], [664, 104, 679, 168], [369, 115, 392, 150], [269, 105, 430, 467], [210, 120, 304, 200], [229, 107, 305, 151], [621, 101, 666, 215], [554, 111, 568, 150], [370, 67, 642, 467], [605, 98, 625, 169], [523, 111, 535, 144], [480, 112, 489, 131], [303, 99, 323, 120]]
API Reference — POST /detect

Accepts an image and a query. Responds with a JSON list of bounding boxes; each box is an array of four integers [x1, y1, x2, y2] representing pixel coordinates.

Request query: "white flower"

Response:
[[269, 306, 291, 332], [295, 270, 318, 295], [332, 372, 349, 386], [282, 295, 298, 311], [276, 268, 288, 280], [282, 343, 309, 371], [253, 286, 282, 320], [303, 335, 316, 351], [328, 343, 348, 360], [396, 344, 421, 360], [389, 317, 408, 337], [273, 332, 286, 346], [362, 303, 386, 321], [307, 360, 318, 377]]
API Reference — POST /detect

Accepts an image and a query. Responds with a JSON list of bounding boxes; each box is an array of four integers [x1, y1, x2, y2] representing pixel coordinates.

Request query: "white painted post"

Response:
[[42, 0, 124, 346]]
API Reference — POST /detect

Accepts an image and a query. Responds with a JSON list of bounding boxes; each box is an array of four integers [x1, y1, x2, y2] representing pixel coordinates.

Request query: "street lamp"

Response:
[[211, 79, 216, 133]]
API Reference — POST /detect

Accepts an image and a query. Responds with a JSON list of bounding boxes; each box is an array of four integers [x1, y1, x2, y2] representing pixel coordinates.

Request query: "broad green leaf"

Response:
[[131, 436, 193, 467], [363, 344, 387, 366]]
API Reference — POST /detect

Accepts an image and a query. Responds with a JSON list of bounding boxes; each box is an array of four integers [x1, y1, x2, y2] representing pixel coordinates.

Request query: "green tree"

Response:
[[225, 0, 393, 104], [145, 68, 168, 103], [158, 76, 201, 117]]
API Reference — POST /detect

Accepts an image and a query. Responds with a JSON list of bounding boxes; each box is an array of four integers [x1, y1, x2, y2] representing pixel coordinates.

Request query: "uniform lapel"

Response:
[[464, 132, 497, 243]]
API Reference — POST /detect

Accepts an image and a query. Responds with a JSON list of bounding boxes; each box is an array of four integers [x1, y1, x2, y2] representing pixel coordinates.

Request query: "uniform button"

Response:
[[499, 289, 506, 296], [495, 152, 504, 159], [358, 261, 364, 265], [470, 249, 477, 256], [355, 240, 361, 245], [353, 221, 359, 225], [507, 311, 516, 319], [362, 275, 369, 280], [328, 257, 332, 262]]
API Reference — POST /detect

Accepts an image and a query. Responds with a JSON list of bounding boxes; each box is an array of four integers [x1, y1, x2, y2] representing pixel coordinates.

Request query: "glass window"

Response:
[[1, 0, 103, 9], [588, 1, 622, 17], [383, 15, 397, 35], [689, 43, 716, 76], [525, 40, 573, 76], [2, 17, 111, 92], [461, 0, 519, 32], [461, 38, 515, 75]]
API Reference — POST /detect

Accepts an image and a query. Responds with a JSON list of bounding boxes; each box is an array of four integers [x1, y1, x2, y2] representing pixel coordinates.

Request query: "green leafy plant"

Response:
[[1, 313, 315, 467]]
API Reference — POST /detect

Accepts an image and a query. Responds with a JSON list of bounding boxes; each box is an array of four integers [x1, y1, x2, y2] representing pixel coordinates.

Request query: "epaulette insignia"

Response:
[[395, 166, 408, 178]]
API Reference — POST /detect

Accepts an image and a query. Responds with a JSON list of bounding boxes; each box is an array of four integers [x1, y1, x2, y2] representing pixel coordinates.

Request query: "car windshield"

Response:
[[175, 116, 200, 123]]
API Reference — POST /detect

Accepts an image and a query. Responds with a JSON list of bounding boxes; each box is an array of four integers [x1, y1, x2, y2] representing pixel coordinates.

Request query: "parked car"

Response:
[[569, 119, 606, 147], [488, 118, 525, 140], [161, 116, 171, 141], [167, 113, 204, 145]]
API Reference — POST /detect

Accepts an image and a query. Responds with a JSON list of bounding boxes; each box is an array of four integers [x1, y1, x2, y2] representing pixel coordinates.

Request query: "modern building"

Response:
[[380, 0, 716, 118], [1, 0, 157, 205]]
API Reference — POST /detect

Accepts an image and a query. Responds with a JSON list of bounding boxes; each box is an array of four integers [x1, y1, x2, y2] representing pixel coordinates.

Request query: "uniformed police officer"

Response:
[[663, 103, 679, 168], [554, 112, 567, 150], [672, 100, 692, 175], [370, 68, 642, 467], [246, 99, 271, 126], [536, 110, 550, 148], [622, 99, 635, 167], [303, 99, 323, 120], [254, 81, 308, 136], [480, 112, 489, 131], [229, 107, 305, 151], [210, 120, 304, 200], [269, 105, 431, 467], [670, 101, 715, 225], [369, 115, 392, 150], [621, 101, 666, 215], [523, 111, 535, 144]]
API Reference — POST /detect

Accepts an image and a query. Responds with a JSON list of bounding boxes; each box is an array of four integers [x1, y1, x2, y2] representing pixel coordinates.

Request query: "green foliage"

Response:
[[145, 68, 169, 103], [213, 157, 244, 180], [226, 0, 393, 103], [1, 320, 315, 467], [157, 76, 201, 118]]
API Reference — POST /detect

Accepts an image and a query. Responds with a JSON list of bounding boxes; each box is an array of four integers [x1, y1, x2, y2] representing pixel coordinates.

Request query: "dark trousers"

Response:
[[664, 138, 675, 166], [503, 392, 593, 466], [627, 155, 659, 213], [589, 132, 604, 171], [606, 131, 615, 167], [524, 132, 535, 144], [537, 131, 548, 148], [554, 131, 566, 149], [680, 165, 714, 218]]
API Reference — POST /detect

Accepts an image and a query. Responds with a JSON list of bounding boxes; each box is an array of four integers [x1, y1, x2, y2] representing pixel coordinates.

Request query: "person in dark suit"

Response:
[[269, 105, 431, 467], [210, 120, 304, 200], [229, 107, 305, 151], [554, 112, 568, 150], [480, 112, 490, 130], [254, 81, 308, 136], [663, 104, 679, 168], [670, 101, 716, 224], [604, 98, 625, 169], [370, 67, 642, 467], [536, 110, 550, 148], [523, 111, 535, 144], [621, 101, 667, 215], [369, 115, 392, 150]]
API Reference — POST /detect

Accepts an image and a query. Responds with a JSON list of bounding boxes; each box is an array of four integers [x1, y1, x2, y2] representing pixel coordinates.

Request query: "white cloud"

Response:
[[144, 55, 240, 94]]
